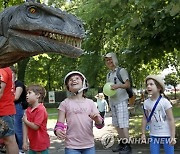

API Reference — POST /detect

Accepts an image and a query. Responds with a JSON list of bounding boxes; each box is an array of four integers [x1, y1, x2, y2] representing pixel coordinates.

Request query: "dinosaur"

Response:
[[0, 1, 85, 68]]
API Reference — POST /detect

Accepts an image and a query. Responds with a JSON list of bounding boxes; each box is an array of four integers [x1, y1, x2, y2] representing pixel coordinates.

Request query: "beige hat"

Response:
[[145, 75, 165, 92], [104, 52, 119, 66]]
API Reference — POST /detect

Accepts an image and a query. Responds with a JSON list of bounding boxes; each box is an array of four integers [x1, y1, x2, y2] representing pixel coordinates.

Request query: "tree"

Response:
[[164, 72, 180, 99], [161, 49, 180, 77], [1, 0, 179, 91], [73, 0, 180, 88]]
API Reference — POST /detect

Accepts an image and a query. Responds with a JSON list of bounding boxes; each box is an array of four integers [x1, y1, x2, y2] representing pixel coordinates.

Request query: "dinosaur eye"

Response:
[[27, 6, 41, 19], [29, 7, 36, 14]]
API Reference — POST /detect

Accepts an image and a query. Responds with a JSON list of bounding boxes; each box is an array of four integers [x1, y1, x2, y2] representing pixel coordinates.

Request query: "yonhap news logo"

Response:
[[101, 133, 115, 149]]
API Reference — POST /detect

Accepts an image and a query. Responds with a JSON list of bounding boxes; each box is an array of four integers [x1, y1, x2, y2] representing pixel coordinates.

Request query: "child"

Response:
[[54, 71, 104, 154], [22, 85, 50, 154], [11, 66, 27, 154], [141, 75, 176, 154], [95, 93, 109, 119]]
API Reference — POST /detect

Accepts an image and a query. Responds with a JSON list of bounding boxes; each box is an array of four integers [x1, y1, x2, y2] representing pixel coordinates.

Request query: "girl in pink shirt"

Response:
[[54, 71, 104, 154]]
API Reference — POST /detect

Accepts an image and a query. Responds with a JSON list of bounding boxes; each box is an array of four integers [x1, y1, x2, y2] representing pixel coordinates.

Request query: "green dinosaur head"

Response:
[[0, 2, 85, 68]]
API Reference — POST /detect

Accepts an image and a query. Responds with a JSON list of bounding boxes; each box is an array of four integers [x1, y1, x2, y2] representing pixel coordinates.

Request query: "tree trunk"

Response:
[[17, 58, 30, 83]]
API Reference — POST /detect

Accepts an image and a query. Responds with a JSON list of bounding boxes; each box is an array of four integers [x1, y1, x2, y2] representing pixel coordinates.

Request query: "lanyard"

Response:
[[143, 95, 162, 123]]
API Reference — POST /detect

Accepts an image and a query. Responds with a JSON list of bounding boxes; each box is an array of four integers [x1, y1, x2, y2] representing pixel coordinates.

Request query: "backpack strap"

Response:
[[116, 67, 124, 84], [107, 71, 112, 82]]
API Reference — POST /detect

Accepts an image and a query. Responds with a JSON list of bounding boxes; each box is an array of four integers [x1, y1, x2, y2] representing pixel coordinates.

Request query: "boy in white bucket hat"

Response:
[[141, 75, 176, 154], [104, 52, 132, 153]]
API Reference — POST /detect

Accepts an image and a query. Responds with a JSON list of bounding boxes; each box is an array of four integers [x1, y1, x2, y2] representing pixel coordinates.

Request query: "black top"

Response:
[[14, 80, 26, 104]]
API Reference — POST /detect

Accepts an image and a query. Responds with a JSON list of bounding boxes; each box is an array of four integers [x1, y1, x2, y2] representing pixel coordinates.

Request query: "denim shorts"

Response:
[[29, 149, 49, 154], [0, 115, 15, 137], [65, 146, 95, 154]]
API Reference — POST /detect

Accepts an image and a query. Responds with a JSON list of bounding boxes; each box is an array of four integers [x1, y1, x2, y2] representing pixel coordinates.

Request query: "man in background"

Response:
[[104, 52, 132, 154]]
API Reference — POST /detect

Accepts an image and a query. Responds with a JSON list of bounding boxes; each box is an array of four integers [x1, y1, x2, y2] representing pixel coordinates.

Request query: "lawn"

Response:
[[47, 108, 58, 120], [47, 108, 58, 114]]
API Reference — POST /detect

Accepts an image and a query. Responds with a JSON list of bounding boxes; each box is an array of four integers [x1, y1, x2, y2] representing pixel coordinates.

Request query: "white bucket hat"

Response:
[[104, 52, 119, 66], [145, 75, 165, 92]]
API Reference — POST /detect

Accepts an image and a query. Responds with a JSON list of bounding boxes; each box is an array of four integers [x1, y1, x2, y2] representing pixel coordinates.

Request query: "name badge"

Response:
[[146, 125, 150, 131]]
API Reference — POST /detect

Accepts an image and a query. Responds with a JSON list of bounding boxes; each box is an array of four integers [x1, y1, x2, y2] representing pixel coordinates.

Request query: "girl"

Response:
[[141, 75, 176, 154], [54, 71, 104, 154]]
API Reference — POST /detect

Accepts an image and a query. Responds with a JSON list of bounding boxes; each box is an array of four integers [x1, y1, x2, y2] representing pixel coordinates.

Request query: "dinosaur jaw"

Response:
[[10, 29, 82, 48], [8, 29, 84, 58]]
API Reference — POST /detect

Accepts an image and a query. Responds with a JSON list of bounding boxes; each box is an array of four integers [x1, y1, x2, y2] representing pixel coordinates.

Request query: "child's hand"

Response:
[[89, 113, 102, 124], [56, 129, 66, 140], [22, 142, 28, 151], [141, 133, 146, 144], [170, 137, 176, 145], [22, 114, 28, 123]]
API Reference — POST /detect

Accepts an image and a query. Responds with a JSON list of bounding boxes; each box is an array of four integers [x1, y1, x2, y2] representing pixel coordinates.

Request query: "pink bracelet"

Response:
[[54, 122, 66, 136], [95, 116, 104, 129]]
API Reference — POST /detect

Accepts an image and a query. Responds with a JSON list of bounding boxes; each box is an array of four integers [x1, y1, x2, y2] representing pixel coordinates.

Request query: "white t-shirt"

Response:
[[144, 97, 172, 137], [58, 98, 99, 149]]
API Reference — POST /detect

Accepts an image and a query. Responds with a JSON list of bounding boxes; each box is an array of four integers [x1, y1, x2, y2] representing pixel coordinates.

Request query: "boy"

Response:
[[22, 85, 50, 154]]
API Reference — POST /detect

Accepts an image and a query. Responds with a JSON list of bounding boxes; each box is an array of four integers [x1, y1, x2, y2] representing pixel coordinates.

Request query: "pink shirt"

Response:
[[58, 98, 99, 149]]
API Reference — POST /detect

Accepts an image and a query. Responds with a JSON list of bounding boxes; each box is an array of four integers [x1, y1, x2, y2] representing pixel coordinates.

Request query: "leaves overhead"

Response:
[[0, 0, 179, 90], [76, 0, 180, 66]]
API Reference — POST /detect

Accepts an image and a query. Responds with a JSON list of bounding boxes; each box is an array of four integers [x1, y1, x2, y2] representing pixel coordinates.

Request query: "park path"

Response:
[[47, 112, 180, 154]]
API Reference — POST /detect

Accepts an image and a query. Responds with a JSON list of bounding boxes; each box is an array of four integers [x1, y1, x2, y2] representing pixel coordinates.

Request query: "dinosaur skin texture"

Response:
[[0, 2, 85, 68]]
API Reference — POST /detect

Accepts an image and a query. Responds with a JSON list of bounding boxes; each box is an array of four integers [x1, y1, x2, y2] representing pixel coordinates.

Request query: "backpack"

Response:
[[116, 67, 134, 98]]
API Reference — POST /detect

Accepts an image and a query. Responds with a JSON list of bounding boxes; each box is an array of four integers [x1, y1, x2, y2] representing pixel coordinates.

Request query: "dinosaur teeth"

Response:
[[41, 31, 81, 48]]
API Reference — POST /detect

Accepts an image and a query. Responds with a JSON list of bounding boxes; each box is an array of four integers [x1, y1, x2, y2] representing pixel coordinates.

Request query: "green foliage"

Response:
[[25, 54, 79, 91], [73, 0, 180, 88], [165, 72, 180, 98], [0, 0, 179, 91], [0, 0, 24, 10], [161, 49, 180, 76], [115, 0, 180, 65], [165, 72, 179, 87]]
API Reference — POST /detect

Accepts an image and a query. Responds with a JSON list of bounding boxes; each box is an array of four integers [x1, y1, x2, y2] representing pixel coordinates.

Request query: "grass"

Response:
[[47, 108, 58, 120], [47, 108, 58, 114], [173, 105, 180, 118]]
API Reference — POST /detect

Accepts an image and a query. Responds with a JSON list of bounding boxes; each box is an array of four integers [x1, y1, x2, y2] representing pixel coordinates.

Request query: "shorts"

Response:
[[111, 101, 129, 128], [29, 149, 49, 154], [0, 115, 15, 137]]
